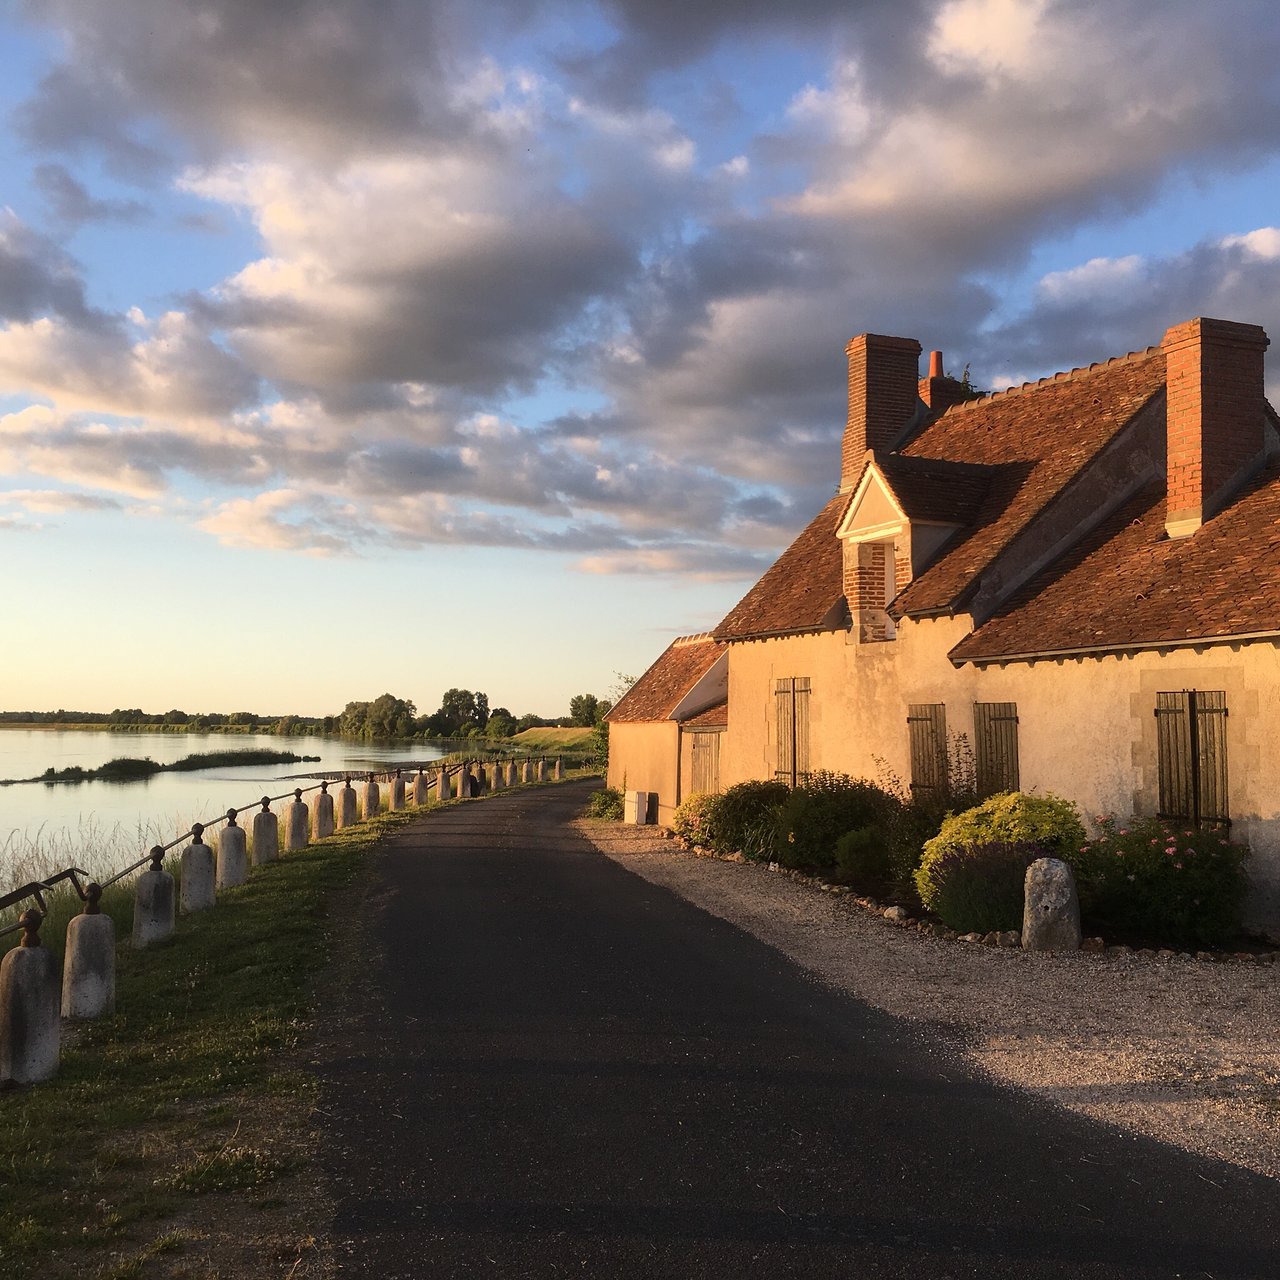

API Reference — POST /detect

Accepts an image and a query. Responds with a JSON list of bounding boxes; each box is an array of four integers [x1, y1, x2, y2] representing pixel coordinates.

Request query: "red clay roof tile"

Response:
[[606, 634, 727, 723]]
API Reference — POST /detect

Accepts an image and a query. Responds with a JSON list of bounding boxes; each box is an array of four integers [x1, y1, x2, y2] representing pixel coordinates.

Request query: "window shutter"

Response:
[[973, 702, 1020, 797], [1193, 690, 1229, 824], [907, 703, 947, 794], [794, 678, 811, 782], [1155, 691, 1193, 820], [775, 679, 794, 783]]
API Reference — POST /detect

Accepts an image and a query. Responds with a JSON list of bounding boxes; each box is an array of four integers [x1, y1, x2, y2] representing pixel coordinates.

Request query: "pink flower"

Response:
[[1118, 829, 1129, 836], [1174, 862, 1183, 869], [1150, 838, 1160, 845]]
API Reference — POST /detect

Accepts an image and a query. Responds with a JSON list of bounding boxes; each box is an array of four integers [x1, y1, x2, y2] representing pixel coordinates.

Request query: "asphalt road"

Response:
[[315, 780, 1280, 1278]]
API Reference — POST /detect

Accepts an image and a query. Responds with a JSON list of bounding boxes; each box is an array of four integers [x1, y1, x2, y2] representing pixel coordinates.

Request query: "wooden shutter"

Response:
[[775, 679, 794, 783], [973, 702, 1020, 797], [907, 703, 947, 794], [1155, 691, 1194, 821], [774, 677, 811, 785], [1194, 691, 1229, 824], [794, 678, 811, 783]]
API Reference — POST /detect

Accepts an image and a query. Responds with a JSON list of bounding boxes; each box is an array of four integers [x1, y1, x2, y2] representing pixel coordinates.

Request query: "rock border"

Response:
[[662, 830, 1279, 967]]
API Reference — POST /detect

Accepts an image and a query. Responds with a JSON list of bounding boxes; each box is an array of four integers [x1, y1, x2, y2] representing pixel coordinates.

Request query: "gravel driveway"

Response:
[[577, 820, 1280, 1181]]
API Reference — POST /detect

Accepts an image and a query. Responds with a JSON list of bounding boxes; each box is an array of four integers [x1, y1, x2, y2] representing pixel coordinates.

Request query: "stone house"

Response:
[[607, 317, 1280, 936]]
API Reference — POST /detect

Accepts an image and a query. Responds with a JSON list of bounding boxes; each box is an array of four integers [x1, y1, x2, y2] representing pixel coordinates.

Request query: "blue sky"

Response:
[[3, 0, 1280, 718]]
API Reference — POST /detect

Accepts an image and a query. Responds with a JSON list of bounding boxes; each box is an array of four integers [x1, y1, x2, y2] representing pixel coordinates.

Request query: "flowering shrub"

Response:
[[1066, 816, 1249, 947], [671, 792, 723, 846], [774, 772, 900, 871], [916, 840, 1047, 934]]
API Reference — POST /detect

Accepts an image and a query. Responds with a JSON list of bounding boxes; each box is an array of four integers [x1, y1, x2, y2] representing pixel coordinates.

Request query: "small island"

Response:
[[3, 748, 322, 787]]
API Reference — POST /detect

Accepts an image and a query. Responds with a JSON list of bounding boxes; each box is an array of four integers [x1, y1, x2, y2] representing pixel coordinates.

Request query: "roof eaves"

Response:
[[951, 627, 1280, 667]]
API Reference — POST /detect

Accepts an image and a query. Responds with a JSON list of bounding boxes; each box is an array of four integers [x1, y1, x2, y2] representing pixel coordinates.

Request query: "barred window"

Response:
[[774, 677, 811, 786], [973, 702, 1020, 797], [1155, 690, 1229, 825], [907, 703, 947, 795]]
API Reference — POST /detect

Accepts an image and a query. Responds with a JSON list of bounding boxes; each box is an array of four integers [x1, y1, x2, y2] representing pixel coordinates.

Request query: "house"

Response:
[[608, 317, 1280, 937]]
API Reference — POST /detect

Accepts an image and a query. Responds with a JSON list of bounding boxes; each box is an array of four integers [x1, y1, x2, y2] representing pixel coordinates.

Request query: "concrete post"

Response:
[[391, 770, 406, 811], [61, 885, 114, 1020], [0, 910, 59, 1084], [521, 760, 532, 784], [180, 824, 216, 913], [362, 778, 380, 821], [438, 767, 452, 802], [338, 778, 358, 828], [133, 847, 175, 947], [217, 810, 248, 889], [314, 781, 336, 839], [506, 761, 518, 787], [554, 757, 563, 780], [285, 789, 309, 851], [252, 798, 279, 866], [536, 758, 547, 782], [413, 768, 430, 806]]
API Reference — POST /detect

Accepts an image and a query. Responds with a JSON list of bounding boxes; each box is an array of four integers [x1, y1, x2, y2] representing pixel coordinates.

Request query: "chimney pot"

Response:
[[929, 350, 943, 379]]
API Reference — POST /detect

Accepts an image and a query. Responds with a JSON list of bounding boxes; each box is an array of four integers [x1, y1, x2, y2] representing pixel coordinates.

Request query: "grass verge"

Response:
[[0, 805, 420, 1279]]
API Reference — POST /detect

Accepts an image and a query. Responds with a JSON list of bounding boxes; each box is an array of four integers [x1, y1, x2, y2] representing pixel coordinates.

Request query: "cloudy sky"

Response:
[[3, 0, 1280, 717]]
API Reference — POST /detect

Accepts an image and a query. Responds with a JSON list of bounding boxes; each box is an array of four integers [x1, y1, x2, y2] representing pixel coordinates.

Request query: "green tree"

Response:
[[569, 693, 601, 727]]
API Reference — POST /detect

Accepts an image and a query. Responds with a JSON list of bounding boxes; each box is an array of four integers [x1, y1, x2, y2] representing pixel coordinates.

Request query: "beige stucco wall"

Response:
[[719, 620, 1280, 936], [606, 720, 681, 825]]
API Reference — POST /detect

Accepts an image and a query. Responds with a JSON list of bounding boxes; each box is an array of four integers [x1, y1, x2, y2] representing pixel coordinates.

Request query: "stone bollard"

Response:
[[438, 767, 452, 802], [413, 768, 430, 806], [62, 883, 114, 1020], [521, 760, 532, 784], [252, 797, 279, 866], [554, 757, 563, 780], [338, 778, 358, 828], [1022, 857, 1082, 951], [535, 758, 547, 782], [0, 909, 59, 1084], [362, 777, 381, 821], [217, 809, 248, 889], [506, 761, 518, 787], [314, 781, 336, 839], [285, 789, 309, 851], [391, 770, 406, 811], [180, 824, 216, 913], [133, 846, 175, 947]]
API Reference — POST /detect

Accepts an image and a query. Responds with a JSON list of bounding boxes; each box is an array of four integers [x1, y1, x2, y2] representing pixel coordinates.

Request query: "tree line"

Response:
[[2, 679, 635, 741]]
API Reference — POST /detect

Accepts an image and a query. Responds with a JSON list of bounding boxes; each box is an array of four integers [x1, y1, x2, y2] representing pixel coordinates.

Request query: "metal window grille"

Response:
[[973, 702, 1020, 797], [907, 703, 947, 794], [1155, 690, 1229, 825], [774, 677, 811, 786]]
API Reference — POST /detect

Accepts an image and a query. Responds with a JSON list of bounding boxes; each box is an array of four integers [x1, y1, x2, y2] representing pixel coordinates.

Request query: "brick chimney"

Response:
[[1162, 317, 1270, 538], [842, 333, 922, 491], [918, 349, 973, 413]]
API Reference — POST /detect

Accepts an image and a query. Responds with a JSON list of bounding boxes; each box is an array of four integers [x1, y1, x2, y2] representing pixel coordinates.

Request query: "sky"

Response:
[[2, 0, 1280, 719]]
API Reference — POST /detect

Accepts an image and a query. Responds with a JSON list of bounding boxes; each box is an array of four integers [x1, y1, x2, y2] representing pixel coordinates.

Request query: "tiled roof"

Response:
[[606, 634, 727, 723], [951, 462, 1280, 662], [714, 494, 850, 641], [893, 348, 1167, 615], [875, 453, 994, 525], [680, 699, 728, 728]]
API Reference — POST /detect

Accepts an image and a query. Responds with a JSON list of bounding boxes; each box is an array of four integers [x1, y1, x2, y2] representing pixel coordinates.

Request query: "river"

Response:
[[0, 728, 446, 887]]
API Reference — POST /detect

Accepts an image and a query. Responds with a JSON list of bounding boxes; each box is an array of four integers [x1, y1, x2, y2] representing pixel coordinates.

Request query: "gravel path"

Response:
[[577, 820, 1280, 1181]]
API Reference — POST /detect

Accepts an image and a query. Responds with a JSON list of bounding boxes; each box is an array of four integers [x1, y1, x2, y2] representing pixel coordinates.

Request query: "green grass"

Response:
[[0, 804, 420, 1276], [509, 726, 595, 752]]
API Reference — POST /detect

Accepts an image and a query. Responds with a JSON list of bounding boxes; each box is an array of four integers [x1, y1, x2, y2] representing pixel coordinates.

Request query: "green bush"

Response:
[[671, 792, 722, 846], [919, 840, 1046, 933], [738, 809, 783, 862], [917, 791, 1083, 904], [775, 772, 900, 871], [833, 825, 894, 896], [585, 787, 624, 820], [1066, 816, 1249, 948], [710, 780, 790, 855]]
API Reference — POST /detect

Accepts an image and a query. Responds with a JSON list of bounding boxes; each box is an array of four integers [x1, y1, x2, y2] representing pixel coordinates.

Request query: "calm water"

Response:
[[0, 729, 444, 886]]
